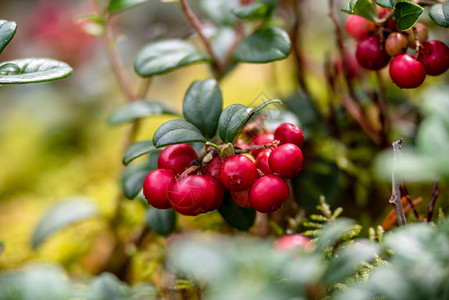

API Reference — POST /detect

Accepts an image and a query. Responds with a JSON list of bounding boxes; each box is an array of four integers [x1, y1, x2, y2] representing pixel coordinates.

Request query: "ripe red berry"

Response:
[[274, 123, 304, 148], [269, 143, 303, 178], [385, 32, 408, 57], [249, 175, 289, 213], [345, 15, 376, 41], [356, 36, 391, 70], [274, 234, 313, 252], [168, 175, 223, 216], [143, 169, 175, 209], [231, 189, 252, 208], [204, 155, 223, 180], [220, 155, 258, 191], [418, 40, 449, 76], [250, 133, 274, 157], [158, 144, 198, 174], [255, 149, 272, 175], [389, 54, 426, 89]]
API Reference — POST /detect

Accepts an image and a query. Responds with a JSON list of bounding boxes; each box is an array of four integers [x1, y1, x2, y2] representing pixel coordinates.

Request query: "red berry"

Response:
[[204, 156, 223, 180], [356, 36, 391, 70], [269, 143, 303, 178], [143, 169, 175, 209], [274, 123, 304, 148], [249, 175, 289, 213], [231, 189, 252, 208], [168, 175, 223, 216], [389, 54, 426, 89], [418, 40, 449, 76], [158, 144, 198, 174], [274, 234, 313, 251], [250, 133, 274, 157], [220, 155, 258, 191], [255, 149, 272, 175], [385, 32, 408, 57], [345, 15, 376, 41]]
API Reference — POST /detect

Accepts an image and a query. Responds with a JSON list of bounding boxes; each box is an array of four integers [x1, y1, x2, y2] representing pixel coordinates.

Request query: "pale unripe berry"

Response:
[[385, 32, 408, 57]]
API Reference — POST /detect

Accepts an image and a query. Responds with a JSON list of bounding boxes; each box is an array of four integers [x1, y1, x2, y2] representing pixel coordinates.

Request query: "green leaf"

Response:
[[233, 26, 291, 63], [109, 100, 177, 126], [108, 0, 148, 14], [134, 40, 210, 77], [218, 192, 256, 231], [0, 58, 72, 84], [123, 140, 160, 165], [200, 0, 239, 26], [253, 98, 282, 114], [0, 20, 16, 54], [394, 1, 424, 31], [31, 198, 98, 249], [430, 3, 449, 28], [122, 163, 152, 199], [232, 3, 269, 19], [90, 273, 132, 299], [183, 79, 223, 139], [341, 0, 378, 22], [146, 208, 177, 236], [153, 119, 207, 148], [376, 0, 395, 9], [218, 104, 253, 143]]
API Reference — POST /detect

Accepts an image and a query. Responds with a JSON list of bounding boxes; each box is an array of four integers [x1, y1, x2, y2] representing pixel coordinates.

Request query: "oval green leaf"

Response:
[[183, 79, 223, 139], [233, 26, 291, 63], [376, 0, 395, 9], [134, 40, 210, 77], [218, 104, 254, 143], [253, 98, 282, 114], [122, 163, 152, 199], [0, 20, 17, 54], [341, 0, 378, 21], [153, 119, 207, 148], [109, 100, 178, 125], [218, 192, 256, 231], [123, 140, 160, 165], [108, 0, 148, 14], [0, 58, 72, 84], [430, 3, 449, 28], [31, 198, 98, 249], [394, 1, 424, 31], [146, 208, 177, 236]]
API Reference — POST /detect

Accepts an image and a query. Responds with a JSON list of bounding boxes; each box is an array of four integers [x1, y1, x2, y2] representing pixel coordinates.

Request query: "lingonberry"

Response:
[[143, 169, 175, 209], [274, 234, 313, 252], [385, 32, 408, 57], [255, 149, 272, 175], [389, 54, 426, 89], [168, 175, 223, 216], [418, 40, 449, 76], [274, 123, 304, 148], [269, 143, 303, 178], [345, 15, 376, 41], [220, 155, 258, 191], [158, 144, 198, 174], [231, 189, 252, 208], [406, 22, 428, 48], [249, 175, 289, 213], [356, 36, 391, 70], [250, 133, 274, 157], [204, 155, 223, 180]]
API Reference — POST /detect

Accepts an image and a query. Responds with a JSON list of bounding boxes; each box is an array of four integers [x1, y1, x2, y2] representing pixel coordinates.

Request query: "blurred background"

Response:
[[1, 0, 449, 290]]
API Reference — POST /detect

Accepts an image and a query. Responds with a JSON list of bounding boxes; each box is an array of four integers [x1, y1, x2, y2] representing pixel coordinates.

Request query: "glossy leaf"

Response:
[[376, 0, 395, 9], [31, 198, 98, 249], [134, 40, 210, 77], [122, 163, 152, 199], [341, 0, 378, 22], [430, 3, 449, 28], [394, 1, 424, 31], [232, 3, 269, 19], [109, 100, 177, 125], [0, 58, 72, 84], [0, 20, 16, 54], [108, 0, 148, 14], [233, 26, 291, 63], [183, 79, 223, 139], [123, 140, 160, 165], [153, 119, 207, 148], [218, 192, 256, 231], [146, 208, 177, 236], [253, 98, 282, 114], [200, 0, 239, 26], [218, 104, 253, 143]]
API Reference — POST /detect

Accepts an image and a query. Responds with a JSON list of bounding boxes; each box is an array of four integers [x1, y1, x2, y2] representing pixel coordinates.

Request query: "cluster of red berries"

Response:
[[346, 11, 449, 89], [142, 123, 305, 216]]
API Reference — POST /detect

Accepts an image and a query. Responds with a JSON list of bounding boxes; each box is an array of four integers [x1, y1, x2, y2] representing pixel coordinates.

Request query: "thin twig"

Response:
[[427, 178, 439, 222], [390, 139, 406, 226], [382, 197, 423, 230], [375, 71, 390, 147], [400, 183, 424, 222]]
